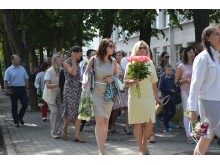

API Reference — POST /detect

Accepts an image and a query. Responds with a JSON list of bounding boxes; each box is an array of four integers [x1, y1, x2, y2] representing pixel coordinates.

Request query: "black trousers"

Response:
[[163, 96, 176, 129], [9, 86, 29, 124]]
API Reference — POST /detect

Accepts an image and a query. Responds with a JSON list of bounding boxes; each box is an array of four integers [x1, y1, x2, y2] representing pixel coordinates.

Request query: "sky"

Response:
[[1, 0, 219, 9]]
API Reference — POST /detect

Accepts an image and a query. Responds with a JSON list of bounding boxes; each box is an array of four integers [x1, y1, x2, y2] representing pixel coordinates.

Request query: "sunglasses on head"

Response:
[[108, 44, 115, 49], [139, 47, 147, 50], [165, 56, 170, 58]]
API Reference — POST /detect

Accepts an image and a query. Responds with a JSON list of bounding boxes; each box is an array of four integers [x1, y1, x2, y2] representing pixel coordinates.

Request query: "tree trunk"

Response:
[[139, 23, 152, 47], [2, 34, 12, 68], [21, 9, 31, 72], [1, 10, 27, 67], [39, 44, 44, 64], [56, 28, 62, 51], [0, 63, 3, 89], [139, 16, 152, 47], [31, 46, 38, 68], [193, 9, 209, 43], [46, 30, 52, 57], [102, 10, 117, 38], [75, 14, 84, 47]]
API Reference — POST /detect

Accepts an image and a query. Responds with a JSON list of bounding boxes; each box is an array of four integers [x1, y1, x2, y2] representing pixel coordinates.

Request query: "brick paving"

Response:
[[0, 89, 220, 155]]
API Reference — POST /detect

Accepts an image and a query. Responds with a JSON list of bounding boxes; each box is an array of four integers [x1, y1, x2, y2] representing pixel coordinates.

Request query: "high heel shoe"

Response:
[[149, 134, 156, 143], [124, 128, 132, 135], [62, 129, 67, 140]]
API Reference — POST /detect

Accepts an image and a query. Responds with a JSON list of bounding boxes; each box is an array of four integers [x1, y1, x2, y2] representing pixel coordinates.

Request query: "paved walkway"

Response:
[[0, 89, 220, 155]]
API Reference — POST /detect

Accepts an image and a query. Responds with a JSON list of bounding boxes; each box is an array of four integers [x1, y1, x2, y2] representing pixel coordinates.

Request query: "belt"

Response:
[[9, 86, 25, 88], [95, 82, 107, 85]]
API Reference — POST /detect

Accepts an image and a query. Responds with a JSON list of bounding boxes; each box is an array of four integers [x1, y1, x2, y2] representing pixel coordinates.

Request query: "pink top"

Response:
[[178, 63, 192, 94]]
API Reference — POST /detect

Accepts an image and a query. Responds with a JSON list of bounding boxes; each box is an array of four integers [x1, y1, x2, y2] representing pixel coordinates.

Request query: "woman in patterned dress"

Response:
[[62, 46, 85, 142]]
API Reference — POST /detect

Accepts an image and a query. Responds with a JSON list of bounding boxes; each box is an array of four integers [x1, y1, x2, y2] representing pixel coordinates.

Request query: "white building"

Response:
[[89, 10, 195, 68], [113, 10, 195, 68]]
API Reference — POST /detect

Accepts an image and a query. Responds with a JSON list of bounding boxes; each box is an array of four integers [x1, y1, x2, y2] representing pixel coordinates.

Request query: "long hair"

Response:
[[131, 40, 150, 56], [202, 24, 220, 61], [97, 38, 113, 63], [183, 46, 195, 64], [159, 52, 169, 67]]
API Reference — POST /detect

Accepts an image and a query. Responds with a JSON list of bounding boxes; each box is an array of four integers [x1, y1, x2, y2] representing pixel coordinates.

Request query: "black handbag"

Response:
[[90, 57, 95, 91], [172, 83, 182, 105]]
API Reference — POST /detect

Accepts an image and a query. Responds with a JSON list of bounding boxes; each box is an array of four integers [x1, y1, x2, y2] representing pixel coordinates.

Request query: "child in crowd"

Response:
[[159, 65, 176, 132]]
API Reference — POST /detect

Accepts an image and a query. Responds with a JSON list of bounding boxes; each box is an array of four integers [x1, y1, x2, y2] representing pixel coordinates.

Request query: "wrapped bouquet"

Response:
[[126, 56, 151, 98], [185, 110, 209, 137], [78, 88, 93, 121]]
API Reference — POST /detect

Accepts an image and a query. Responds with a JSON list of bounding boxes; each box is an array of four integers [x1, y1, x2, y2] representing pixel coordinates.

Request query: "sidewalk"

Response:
[[0, 89, 220, 155]]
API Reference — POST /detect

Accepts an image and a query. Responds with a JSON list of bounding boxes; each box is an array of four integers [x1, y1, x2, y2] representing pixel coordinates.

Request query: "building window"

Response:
[[153, 47, 160, 64], [176, 44, 182, 63]]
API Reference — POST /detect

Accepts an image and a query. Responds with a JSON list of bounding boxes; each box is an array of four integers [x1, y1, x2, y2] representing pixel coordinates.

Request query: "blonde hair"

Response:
[[52, 54, 61, 65], [131, 40, 150, 56]]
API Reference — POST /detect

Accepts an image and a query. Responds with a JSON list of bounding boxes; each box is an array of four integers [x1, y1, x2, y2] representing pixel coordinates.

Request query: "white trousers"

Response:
[[47, 97, 63, 136], [181, 91, 199, 137]]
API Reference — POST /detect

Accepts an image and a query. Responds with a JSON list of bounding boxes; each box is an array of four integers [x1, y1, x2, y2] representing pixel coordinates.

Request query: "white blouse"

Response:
[[187, 47, 220, 111]]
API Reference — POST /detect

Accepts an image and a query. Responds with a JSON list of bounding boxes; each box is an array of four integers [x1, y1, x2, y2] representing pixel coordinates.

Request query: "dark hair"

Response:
[[40, 62, 50, 71], [183, 46, 195, 64], [86, 49, 95, 57], [202, 25, 220, 61], [179, 47, 186, 55], [116, 50, 126, 57], [159, 52, 169, 67], [68, 46, 82, 57], [149, 49, 153, 60], [97, 38, 113, 63]]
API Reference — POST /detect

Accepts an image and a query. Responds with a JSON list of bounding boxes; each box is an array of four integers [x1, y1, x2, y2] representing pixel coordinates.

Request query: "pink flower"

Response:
[[127, 56, 136, 62], [127, 55, 151, 63]]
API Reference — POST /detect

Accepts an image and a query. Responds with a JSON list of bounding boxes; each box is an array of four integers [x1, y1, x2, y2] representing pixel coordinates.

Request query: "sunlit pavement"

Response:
[[0, 89, 219, 155]]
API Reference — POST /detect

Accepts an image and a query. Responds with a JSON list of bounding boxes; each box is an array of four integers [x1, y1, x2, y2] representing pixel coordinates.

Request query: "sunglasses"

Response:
[[165, 56, 170, 58], [108, 45, 115, 49], [139, 47, 147, 50]]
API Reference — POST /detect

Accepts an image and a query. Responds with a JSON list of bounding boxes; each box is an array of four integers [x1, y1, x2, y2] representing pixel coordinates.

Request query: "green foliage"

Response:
[[115, 9, 166, 43], [0, 40, 2, 61]]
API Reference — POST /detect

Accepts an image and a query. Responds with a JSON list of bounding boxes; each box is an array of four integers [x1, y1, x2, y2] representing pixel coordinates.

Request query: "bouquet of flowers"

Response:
[[126, 56, 151, 98], [78, 88, 93, 121], [185, 110, 209, 137]]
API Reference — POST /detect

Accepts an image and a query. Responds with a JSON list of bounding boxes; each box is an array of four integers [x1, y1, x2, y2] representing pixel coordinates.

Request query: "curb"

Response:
[[1, 120, 17, 155], [0, 90, 17, 155]]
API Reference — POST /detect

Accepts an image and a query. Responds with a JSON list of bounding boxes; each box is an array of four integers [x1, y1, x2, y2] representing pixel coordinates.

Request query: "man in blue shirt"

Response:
[[4, 54, 29, 127]]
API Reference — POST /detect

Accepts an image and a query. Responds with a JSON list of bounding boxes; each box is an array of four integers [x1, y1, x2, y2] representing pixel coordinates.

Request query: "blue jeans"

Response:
[[9, 86, 29, 124]]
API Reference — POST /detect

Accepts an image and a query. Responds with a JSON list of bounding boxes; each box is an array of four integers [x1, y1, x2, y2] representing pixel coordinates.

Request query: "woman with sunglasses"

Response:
[[158, 52, 170, 82], [82, 38, 118, 155], [124, 40, 162, 155]]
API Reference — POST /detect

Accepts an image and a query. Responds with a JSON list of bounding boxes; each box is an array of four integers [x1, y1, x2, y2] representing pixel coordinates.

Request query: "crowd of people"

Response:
[[3, 24, 220, 155]]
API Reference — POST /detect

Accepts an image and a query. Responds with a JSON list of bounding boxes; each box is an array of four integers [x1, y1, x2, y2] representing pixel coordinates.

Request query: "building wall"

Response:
[[150, 21, 195, 67], [113, 21, 195, 68]]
